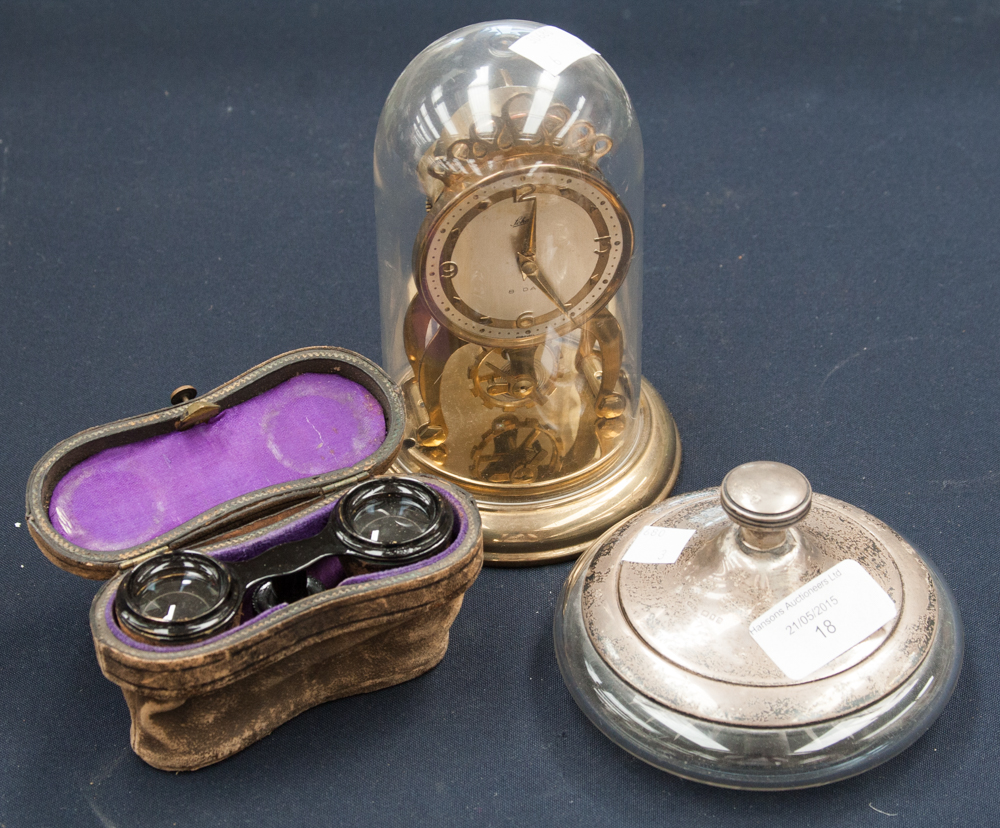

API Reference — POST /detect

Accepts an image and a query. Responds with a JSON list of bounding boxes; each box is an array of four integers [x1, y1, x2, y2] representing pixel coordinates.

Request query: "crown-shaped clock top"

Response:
[[424, 92, 613, 194]]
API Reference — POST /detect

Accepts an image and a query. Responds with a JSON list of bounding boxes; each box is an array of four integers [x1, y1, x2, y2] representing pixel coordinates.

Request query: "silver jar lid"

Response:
[[554, 462, 962, 789]]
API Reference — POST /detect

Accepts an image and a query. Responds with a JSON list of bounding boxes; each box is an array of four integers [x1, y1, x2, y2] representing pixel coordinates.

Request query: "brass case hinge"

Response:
[[175, 401, 222, 430]]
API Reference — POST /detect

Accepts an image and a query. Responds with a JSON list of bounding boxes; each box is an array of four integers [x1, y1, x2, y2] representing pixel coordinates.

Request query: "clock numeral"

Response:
[[478, 315, 493, 324], [594, 236, 612, 254], [516, 312, 534, 329], [440, 261, 458, 278], [513, 184, 536, 203]]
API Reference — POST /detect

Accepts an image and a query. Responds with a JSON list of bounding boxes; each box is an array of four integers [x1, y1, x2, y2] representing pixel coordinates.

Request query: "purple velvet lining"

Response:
[[50, 373, 387, 552], [104, 485, 469, 653], [310, 555, 347, 586]]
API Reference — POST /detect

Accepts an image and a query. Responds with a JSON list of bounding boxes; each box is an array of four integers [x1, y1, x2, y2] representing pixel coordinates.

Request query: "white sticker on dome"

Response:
[[749, 559, 898, 680], [509, 27, 598, 75], [623, 526, 695, 565]]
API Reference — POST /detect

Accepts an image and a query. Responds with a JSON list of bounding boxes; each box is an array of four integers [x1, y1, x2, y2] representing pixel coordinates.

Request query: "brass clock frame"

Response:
[[392, 91, 680, 564]]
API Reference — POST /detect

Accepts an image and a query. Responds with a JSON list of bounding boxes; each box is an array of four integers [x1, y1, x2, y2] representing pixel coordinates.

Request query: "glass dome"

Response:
[[375, 21, 679, 564]]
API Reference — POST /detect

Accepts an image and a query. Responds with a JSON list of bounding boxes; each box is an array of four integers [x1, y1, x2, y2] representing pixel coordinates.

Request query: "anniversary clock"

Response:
[[374, 21, 680, 563]]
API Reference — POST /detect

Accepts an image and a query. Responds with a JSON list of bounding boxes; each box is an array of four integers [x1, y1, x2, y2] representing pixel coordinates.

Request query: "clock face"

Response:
[[417, 163, 632, 347]]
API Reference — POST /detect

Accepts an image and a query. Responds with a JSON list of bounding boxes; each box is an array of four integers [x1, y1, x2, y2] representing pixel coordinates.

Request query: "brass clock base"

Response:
[[392, 379, 681, 566]]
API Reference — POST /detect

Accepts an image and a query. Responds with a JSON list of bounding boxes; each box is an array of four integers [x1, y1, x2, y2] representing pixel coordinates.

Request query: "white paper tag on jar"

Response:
[[623, 526, 696, 565], [509, 27, 598, 75], [748, 559, 898, 680]]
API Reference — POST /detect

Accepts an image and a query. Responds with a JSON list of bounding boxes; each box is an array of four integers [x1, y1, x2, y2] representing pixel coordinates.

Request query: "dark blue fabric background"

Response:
[[2, 1, 997, 825]]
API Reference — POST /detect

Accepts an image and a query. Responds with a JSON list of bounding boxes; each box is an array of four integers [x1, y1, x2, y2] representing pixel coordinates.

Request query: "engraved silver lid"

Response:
[[554, 462, 962, 789]]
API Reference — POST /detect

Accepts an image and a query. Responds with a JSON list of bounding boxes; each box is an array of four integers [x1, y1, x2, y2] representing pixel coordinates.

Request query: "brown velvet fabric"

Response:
[[92, 526, 481, 770]]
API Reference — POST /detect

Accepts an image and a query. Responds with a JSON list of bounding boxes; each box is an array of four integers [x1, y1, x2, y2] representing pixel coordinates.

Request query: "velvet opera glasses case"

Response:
[[25, 347, 483, 771]]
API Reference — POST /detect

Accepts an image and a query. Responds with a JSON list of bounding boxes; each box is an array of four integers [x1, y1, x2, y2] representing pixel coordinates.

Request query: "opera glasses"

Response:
[[115, 478, 455, 644]]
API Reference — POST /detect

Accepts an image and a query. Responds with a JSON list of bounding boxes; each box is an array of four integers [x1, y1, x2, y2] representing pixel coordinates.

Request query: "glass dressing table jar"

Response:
[[554, 462, 962, 789]]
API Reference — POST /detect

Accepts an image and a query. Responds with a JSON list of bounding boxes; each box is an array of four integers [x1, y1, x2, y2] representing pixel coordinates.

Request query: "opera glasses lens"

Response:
[[116, 552, 243, 644], [333, 477, 454, 559], [115, 478, 455, 645]]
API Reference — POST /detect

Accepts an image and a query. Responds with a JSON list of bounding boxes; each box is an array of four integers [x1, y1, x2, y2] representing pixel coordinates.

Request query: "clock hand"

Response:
[[517, 252, 572, 316], [525, 198, 537, 259], [515, 198, 572, 315]]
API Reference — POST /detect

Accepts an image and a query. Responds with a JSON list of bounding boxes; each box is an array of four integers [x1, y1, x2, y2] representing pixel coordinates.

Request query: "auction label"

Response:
[[509, 27, 598, 76], [623, 526, 695, 565], [748, 560, 897, 680]]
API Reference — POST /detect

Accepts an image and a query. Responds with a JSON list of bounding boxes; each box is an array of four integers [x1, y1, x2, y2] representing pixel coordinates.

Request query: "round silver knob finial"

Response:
[[720, 462, 812, 551]]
